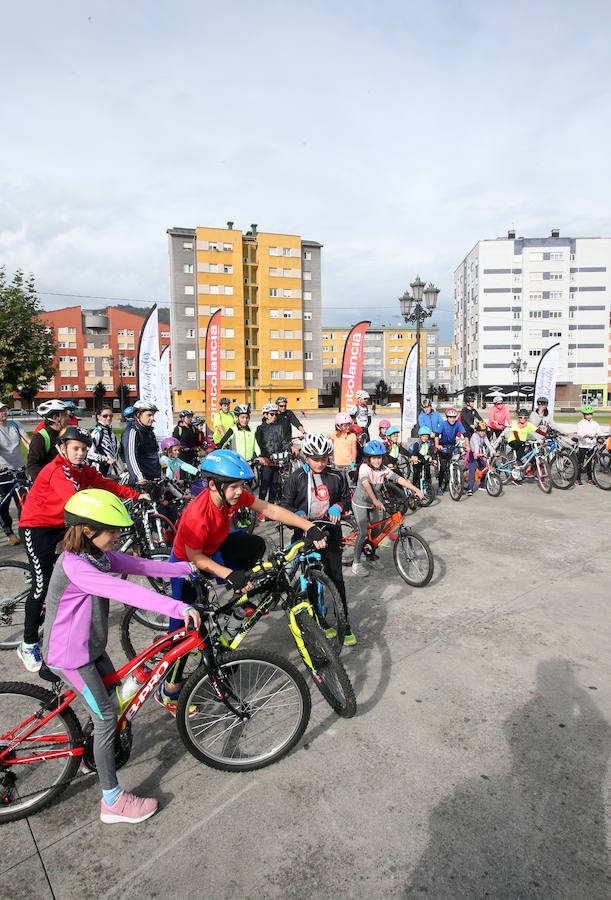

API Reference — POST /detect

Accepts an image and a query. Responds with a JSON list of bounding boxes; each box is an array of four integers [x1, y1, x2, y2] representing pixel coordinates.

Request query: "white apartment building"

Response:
[[454, 229, 611, 406]]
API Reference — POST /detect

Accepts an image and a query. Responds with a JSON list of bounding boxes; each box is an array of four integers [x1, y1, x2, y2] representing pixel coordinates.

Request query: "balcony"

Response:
[[84, 314, 109, 330]]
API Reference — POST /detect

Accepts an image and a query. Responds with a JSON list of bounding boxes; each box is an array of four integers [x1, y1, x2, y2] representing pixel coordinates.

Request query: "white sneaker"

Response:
[[368, 557, 384, 570], [16, 642, 42, 673], [351, 562, 370, 577]]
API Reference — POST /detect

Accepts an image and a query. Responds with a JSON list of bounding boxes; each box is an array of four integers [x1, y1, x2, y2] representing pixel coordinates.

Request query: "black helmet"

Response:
[[517, 408, 529, 417], [465, 394, 475, 403], [536, 396, 548, 406], [59, 426, 92, 447], [220, 397, 231, 405]]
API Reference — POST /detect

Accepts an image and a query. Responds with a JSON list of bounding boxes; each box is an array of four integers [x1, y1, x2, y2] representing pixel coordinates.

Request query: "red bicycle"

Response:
[[0, 598, 310, 823]]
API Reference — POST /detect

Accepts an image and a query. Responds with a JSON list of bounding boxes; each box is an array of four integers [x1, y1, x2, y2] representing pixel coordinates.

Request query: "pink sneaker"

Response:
[[100, 790, 158, 824]]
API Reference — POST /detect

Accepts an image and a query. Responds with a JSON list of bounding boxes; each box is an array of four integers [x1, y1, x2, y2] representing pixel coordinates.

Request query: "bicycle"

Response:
[[0, 598, 311, 823], [447, 446, 465, 501], [0, 468, 30, 521], [340, 486, 434, 588], [575, 434, 611, 490], [540, 429, 577, 489], [461, 454, 503, 497], [492, 441, 552, 493]]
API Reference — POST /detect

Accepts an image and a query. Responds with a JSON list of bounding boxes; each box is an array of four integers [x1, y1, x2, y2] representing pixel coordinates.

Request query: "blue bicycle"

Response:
[[492, 441, 552, 493]]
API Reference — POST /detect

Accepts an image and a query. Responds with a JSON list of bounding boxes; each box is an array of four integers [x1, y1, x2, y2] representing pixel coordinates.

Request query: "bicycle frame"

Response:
[[342, 509, 403, 554]]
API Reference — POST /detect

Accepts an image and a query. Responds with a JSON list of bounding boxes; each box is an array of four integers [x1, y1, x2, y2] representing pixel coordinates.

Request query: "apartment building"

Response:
[[322, 325, 451, 401], [454, 230, 611, 406], [33, 306, 170, 407], [168, 223, 322, 412]]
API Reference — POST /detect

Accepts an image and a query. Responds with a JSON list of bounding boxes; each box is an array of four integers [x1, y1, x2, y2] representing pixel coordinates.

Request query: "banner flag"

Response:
[[137, 303, 160, 409], [532, 342, 560, 414], [401, 343, 419, 439], [205, 309, 222, 432], [339, 320, 370, 413], [155, 345, 173, 441]]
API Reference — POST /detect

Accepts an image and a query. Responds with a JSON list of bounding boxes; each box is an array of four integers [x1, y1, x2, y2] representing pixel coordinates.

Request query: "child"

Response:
[[43, 489, 199, 824], [385, 426, 400, 464], [507, 409, 544, 476], [327, 412, 357, 476], [350, 440, 422, 577], [160, 437, 199, 484], [466, 420, 495, 494], [378, 419, 392, 451], [408, 427, 434, 489], [576, 405, 602, 485]]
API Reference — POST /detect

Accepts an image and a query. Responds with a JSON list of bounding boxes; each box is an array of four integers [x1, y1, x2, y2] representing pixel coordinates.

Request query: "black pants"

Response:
[[437, 450, 451, 489], [577, 447, 593, 481], [0, 479, 16, 533], [508, 439, 527, 463], [259, 465, 279, 503], [19, 525, 65, 644]]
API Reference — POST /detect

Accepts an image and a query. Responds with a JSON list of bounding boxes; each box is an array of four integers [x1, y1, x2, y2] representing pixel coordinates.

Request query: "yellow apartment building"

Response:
[[168, 223, 322, 413]]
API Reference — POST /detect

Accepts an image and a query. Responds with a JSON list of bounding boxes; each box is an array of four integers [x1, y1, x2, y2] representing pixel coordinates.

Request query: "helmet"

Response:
[[193, 417, 205, 426], [446, 408, 458, 417], [335, 412, 352, 427], [464, 394, 475, 403], [536, 397, 548, 406], [302, 433, 333, 458], [64, 401, 76, 409], [363, 440, 387, 457], [275, 396, 288, 404], [418, 426, 432, 436], [38, 399, 67, 419], [64, 488, 133, 530], [160, 437, 181, 452], [493, 396, 503, 404], [421, 398, 432, 407], [58, 426, 92, 447], [179, 409, 193, 417], [379, 419, 391, 429], [581, 405, 594, 414], [123, 406, 134, 417], [386, 426, 399, 436], [262, 402, 278, 414], [475, 419, 487, 431], [220, 397, 231, 405], [234, 404, 250, 415], [517, 408, 529, 417], [133, 400, 158, 414], [200, 449, 254, 482], [356, 390, 369, 400], [351, 424, 362, 435]]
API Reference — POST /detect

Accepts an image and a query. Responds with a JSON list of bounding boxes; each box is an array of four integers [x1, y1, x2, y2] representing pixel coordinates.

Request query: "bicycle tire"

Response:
[[392, 527, 434, 587], [176, 649, 311, 771], [448, 464, 462, 501], [485, 472, 503, 497], [0, 560, 33, 650], [420, 481, 434, 507], [493, 454, 512, 485], [0, 681, 82, 823], [120, 551, 173, 602], [536, 456, 552, 494], [296, 569, 347, 652], [592, 450, 611, 490], [549, 451, 576, 490], [293, 611, 356, 718]]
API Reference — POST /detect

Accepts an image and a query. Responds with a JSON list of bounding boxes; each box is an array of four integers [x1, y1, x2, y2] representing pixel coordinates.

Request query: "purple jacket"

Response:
[[42, 551, 192, 670]]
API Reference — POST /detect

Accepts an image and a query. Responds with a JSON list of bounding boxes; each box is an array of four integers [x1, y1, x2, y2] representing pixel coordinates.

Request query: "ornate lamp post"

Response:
[[510, 357, 528, 407], [398, 276, 440, 409]]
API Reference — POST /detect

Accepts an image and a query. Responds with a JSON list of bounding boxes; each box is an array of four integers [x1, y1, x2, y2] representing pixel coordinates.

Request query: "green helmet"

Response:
[[64, 489, 133, 529], [581, 405, 594, 415]]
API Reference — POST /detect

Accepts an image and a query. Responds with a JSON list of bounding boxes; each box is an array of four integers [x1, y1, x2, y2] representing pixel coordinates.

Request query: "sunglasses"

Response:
[[267, 412, 277, 416], [100, 414, 113, 419]]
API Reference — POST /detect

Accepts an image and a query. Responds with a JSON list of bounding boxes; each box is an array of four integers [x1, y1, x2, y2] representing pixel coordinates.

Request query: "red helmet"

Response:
[[446, 408, 458, 417]]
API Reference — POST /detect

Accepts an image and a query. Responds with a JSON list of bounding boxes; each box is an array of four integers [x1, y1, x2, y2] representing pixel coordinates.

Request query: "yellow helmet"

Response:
[[64, 489, 133, 529]]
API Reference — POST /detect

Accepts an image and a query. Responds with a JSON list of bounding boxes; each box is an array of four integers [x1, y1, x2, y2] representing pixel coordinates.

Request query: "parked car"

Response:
[[8, 408, 27, 416]]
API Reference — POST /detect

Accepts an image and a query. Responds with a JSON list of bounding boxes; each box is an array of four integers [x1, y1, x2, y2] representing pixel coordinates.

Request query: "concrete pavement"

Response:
[[1, 471, 610, 899]]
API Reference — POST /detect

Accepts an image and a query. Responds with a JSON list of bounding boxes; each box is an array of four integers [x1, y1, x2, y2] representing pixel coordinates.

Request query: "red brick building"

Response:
[[30, 306, 170, 408]]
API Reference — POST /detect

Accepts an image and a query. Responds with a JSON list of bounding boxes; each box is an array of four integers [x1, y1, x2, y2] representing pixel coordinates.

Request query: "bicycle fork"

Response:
[[287, 602, 315, 670]]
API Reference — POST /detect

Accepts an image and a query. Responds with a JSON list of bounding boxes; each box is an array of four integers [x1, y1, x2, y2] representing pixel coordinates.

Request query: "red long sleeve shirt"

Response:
[[19, 454, 139, 529]]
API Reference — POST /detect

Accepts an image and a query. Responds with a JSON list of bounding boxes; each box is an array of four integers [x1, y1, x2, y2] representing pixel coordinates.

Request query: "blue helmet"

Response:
[[180, 409, 193, 417], [200, 449, 254, 482], [418, 426, 432, 436], [64, 400, 76, 409], [386, 426, 399, 436], [123, 406, 134, 417], [363, 439, 387, 457]]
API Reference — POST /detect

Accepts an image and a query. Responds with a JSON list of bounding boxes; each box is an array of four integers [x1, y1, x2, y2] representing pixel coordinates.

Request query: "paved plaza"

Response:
[[1, 429, 610, 899]]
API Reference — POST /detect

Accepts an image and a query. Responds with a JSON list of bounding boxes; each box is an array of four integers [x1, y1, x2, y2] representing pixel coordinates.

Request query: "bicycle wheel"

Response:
[[296, 570, 346, 652], [176, 649, 311, 771], [0, 560, 32, 650], [393, 527, 434, 587], [340, 517, 357, 565], [492, 454, 512, 485], [121, 551, 173, 603], [485, 472, 503, 497], [0, 681, 82, 823], [293, 610, 356, 718], [592, 449, 611, 490], [448, 464, 462, 501], [536, 456, 552, 494], [549, 451, 576, 490]]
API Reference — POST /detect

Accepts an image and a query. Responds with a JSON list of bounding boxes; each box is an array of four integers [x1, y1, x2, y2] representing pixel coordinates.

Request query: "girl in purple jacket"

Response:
[[43, 489, 200, 825]]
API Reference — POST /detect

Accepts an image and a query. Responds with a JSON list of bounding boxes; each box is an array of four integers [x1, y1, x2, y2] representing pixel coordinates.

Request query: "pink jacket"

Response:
[[488, 404, 512, 430]]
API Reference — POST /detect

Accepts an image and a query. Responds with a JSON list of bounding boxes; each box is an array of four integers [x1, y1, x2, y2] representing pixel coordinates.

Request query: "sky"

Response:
[[2, 0, 611, 339]]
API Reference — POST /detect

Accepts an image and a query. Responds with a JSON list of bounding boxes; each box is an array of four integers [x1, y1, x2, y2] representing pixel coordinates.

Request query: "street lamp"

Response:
[[398, 276, 440, 409], [510, 357, 528, 407]]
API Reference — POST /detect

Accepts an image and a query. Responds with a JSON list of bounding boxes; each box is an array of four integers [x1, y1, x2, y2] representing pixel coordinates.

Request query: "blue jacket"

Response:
[[418, 409, 444, 434], [437, 420, 466, 448]]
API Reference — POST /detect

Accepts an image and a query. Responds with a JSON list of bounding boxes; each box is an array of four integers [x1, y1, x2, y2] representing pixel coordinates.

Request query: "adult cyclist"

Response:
[[275, 396, 306, 441], [172, 409, 198, 465], [460, 394, 484, 438], [123, 400, 161, 485], [212, 397, 235, 444], [349, 389, 372, 441], [158, 449, 326, 712]]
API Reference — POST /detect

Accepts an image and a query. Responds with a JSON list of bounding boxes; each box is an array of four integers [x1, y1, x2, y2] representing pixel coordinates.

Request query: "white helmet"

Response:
[[234, 404, 250, 415], [493, 395, 503, 404], [38, 399, 67, 419], [133, 399, 158, 414], [262, 402, 278, 414], [302, 433, 333, 458], [356, 390, 369, 400]]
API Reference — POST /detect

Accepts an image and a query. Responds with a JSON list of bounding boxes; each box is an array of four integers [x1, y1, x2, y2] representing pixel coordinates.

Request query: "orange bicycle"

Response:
[[341, 486, 434, 587]]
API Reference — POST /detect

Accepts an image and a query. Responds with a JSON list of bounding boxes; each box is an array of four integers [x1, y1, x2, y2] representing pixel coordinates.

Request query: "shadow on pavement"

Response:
[[403, 658, 611, 899]]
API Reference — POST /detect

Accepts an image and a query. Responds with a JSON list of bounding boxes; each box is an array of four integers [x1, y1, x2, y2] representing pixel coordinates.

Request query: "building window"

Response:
[[529, 311, 543, 318], [221, 328, 235, 338], [303, 250, 312, 260], [531, 272, 543, 281], [283, 311, 292, 319], [549, 252, 564, 261], [304, 351, 313, 360], [549, 330, 562, 337], [549, 292, 563, 300], [187, 371, 196, 381], [304, 311, 312, 320], [222, 307, 234, 316], [221, 370, 236, 380], [186, 350, 195, 360], [184, 307, 195, 317], [223, 265, 233, 274], [303, 291, 312, 301], [529, 293, 543, 301], [183, 241, 193, 251], [549, 272, 563, 280], [303, 271, 312, 281], [282, 247, 292, 257], [184, 264, 193, 273], [185, 328, 195, 338], [305, 371, 313, 380], [269, 289, 279, 297], [529, 349, 541, 357]]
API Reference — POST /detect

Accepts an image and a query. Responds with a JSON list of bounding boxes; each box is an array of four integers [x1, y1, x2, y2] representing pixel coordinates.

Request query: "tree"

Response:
[[18, 385, 38, 410], [117, 384, 132, 409], [93, 382, 107, 406], [0, 268, 57, 401], [375, 379, 389, 403]]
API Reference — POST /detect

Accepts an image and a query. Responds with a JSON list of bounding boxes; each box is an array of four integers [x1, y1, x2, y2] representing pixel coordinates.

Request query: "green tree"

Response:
[[0, 268, 57, 401], [117, 384, 131, 409], [93, 382, 107, 406], [18, 385, 38, 410]]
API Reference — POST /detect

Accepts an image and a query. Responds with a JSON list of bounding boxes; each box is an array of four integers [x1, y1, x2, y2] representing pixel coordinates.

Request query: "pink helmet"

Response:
[[379, 419, 391, 429], [335, 412, 352, 427], [160, 437, 181, 452]]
